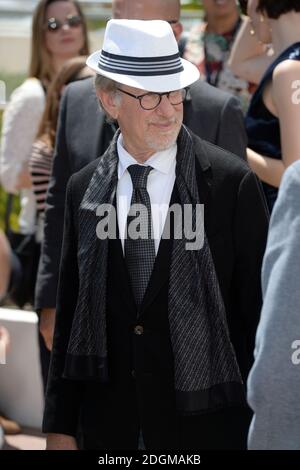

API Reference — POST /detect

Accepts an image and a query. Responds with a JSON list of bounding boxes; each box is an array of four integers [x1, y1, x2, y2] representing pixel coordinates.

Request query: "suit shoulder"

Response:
[[189, 79, 238, 108], [64, 76, 94, 101], [194, 134, 250, 177]]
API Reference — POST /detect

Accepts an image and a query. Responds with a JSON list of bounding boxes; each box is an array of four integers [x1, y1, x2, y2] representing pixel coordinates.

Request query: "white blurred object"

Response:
[[0, 308, 44, 429], [0, 80, 6, 111]]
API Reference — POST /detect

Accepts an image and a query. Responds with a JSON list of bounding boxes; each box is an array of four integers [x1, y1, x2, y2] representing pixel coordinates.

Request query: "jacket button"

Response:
[[134, 325, 144, 335]]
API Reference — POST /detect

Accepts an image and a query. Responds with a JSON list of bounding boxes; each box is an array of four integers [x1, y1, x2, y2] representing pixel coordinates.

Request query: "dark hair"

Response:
[[30, 0, 89, 85], [258, 0, 300, 18], [239, 0, 248, 15], [37, 56, 91, 148], [239, 0, 300, 19]]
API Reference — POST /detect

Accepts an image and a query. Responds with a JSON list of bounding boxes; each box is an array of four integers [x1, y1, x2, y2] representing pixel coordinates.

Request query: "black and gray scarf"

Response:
[[63, 125, 246, 413]]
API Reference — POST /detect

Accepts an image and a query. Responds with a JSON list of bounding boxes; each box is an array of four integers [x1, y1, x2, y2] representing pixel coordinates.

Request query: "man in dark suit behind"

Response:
[[36, 0, 248, 350], [44, 19, 268, 450]]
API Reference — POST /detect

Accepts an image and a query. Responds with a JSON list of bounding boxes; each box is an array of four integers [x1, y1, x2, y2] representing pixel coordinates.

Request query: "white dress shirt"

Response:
[[117, 134, 176, 254]]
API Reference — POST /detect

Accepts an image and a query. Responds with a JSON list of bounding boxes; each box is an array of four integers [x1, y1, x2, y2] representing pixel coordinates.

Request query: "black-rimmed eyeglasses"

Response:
[[116, 88, 189, 110]]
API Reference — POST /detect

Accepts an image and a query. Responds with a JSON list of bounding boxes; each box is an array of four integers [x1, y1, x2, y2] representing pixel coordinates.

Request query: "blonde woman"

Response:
[[0, 0, 88, 300], [0, 0, 88, 236], [0, 0, 89, 390]]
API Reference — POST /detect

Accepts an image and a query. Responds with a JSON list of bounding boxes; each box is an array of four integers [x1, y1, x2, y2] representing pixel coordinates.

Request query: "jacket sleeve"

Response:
[[230, 170, 269, 382], [35, 88, 71, 309], [247, 163, 300, 450], [0, 80, 45, 193], [216, 95, 247, 160], [43, 175, 83, 436]]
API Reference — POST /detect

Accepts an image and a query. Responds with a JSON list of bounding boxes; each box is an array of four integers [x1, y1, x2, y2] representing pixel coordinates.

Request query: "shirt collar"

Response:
[[117, 133, 177, 180]]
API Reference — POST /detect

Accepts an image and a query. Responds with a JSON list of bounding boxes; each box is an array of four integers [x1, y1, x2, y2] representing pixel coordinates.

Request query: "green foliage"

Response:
[[0, 71, 27, 100], [181, 1, 202, 10], [0, 118, 21, 232], [0, 187, 20, 231], [86, 18, 107, 31]]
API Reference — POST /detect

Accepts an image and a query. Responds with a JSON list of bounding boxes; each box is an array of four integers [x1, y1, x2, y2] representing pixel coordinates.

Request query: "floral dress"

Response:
[[183, 18, 256, 112]]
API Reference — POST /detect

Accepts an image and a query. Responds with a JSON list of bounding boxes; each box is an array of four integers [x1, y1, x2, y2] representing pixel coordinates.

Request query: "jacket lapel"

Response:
[[192, 133, 212, 206]]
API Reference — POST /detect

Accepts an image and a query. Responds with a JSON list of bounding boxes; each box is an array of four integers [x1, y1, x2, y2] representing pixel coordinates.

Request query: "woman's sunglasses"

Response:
[[46, 14, 83, 32]]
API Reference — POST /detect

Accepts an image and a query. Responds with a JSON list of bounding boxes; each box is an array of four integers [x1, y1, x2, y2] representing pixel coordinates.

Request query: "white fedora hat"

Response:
[[86, 19, 200, 93]]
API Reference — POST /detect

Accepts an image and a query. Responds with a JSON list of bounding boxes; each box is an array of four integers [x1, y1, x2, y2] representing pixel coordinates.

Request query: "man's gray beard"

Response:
[[145, 128, 180, 152]]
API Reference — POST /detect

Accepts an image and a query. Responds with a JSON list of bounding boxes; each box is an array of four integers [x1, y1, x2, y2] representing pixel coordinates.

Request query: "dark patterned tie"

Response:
[[125, 164, 155, 308]]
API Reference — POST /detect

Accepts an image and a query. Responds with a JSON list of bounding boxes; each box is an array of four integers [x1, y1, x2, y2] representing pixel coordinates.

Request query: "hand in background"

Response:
[[40, 308, 56, 351], [0, 326, 10, 354], [46, 433, 78, 450]]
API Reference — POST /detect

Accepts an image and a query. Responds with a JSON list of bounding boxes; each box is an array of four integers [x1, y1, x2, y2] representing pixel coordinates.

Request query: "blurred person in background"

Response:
[[181, 0, 255, 111], [1, 0, 88, 241], [113, 0, 184, 41], [29, 56, 93, 239], [229, 0, 300, 212], [247, 160, 300, 449], [228, 0, 274, 84], [28, 56, 93, 389], [0, 0, 89, 390]]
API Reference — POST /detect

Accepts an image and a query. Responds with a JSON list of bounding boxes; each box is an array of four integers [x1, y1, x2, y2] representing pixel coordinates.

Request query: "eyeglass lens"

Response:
[[47, 15, 82, 32], [141, 89, 187, 110]]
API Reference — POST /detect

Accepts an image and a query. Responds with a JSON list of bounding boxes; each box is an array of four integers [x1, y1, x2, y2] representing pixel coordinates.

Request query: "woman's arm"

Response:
[[247, 60, 300, 186], [0, 79, 45, 193], [228, 17, 273, 85], [273, 60, 300, 169], [16, 165, 33, 190], [247, 148, 284, 187]]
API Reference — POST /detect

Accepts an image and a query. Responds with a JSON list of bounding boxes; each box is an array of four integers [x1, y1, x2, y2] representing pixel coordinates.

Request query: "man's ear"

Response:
[[173, 22, 183, 42], [96, 89, 120, 120]]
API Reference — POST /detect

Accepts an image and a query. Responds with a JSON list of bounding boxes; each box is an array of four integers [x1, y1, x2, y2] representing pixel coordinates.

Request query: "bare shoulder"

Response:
[[273, 59, 300, 82], [272, 60, 300, 108]]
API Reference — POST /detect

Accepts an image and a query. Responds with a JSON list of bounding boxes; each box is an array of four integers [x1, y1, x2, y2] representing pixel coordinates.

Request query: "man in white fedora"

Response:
[[43, 19, 268, 450], [35, 0, 247, 356]]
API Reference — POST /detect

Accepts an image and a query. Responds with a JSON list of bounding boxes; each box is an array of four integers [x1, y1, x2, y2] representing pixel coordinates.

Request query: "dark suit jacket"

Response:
[[43, 130, 268, 449], [35, 77, 247, 309]]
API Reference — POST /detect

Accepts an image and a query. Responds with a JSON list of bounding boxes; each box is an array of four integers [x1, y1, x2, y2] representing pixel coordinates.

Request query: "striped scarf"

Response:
[[63, 125, 245, 413]]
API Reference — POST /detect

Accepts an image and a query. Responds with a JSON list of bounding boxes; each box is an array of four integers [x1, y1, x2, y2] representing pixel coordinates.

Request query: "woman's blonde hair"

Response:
[[37, 56, 90, 148], [29, 0, 89, 86]]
